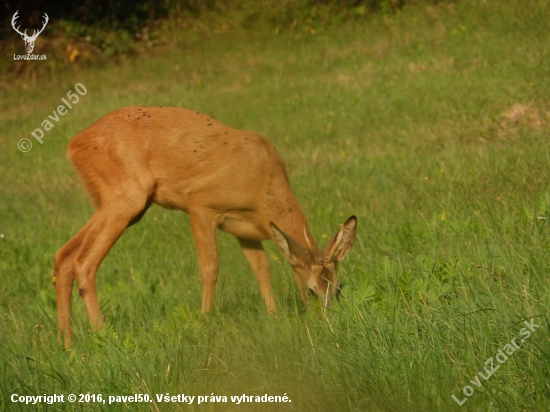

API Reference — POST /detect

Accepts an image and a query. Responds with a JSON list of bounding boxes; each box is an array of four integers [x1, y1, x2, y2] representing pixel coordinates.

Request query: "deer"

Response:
[[55, 106, 357, 348], [11, 11, 49, 54]]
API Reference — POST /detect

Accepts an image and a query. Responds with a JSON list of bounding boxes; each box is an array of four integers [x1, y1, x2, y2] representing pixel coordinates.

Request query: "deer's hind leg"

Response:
[[55, 218, 95, 346], [55, 188, 152, 348]]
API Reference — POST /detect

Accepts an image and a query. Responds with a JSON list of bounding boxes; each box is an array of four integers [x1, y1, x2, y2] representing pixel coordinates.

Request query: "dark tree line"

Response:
[[2, 0, 193, 38], [1, 0, 441, 39]]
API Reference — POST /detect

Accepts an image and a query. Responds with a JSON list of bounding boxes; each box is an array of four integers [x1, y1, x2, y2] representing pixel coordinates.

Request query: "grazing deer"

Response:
[[55, 107, 357, 347], [11, 11, 49, 54]]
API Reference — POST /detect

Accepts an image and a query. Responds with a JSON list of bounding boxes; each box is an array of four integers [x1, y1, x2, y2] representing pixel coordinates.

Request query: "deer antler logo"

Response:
[[11, 11, 49, 54]]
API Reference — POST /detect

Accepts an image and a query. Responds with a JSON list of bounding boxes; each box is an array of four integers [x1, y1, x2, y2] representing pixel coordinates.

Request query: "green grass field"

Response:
[[1, 1, 549, 410]]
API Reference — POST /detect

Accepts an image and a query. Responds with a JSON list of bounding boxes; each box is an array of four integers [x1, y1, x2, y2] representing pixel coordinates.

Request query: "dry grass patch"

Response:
[[501, 103, 544, 129]]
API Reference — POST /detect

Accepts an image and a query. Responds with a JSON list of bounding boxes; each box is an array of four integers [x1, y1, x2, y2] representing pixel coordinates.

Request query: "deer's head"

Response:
[[271, 216, 357, 307], [12, 11, 49, 54]]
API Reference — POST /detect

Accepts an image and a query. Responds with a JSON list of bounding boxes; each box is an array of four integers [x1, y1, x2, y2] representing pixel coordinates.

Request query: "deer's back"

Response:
[[67, 107, 292, 220]]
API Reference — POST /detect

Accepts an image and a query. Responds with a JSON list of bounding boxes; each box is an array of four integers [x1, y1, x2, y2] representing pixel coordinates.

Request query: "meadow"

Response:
[[1, 0, 549, 410]]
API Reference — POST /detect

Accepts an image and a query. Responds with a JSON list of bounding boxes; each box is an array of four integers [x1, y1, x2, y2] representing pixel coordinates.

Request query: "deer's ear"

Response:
[[324, 215, 357, 262], [270, 222, 307, 266]]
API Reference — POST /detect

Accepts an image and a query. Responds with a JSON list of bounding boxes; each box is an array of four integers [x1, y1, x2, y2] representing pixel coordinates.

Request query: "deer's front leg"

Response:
[[237, 238, 276, 313], [190, 210, 219, 313]]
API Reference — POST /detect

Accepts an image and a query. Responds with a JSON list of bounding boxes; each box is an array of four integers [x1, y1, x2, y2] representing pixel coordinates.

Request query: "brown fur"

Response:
[[55, 106, 357, 348]]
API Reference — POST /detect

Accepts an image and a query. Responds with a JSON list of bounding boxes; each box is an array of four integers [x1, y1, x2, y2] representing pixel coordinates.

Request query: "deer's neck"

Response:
[[271, 191, 318, 250]]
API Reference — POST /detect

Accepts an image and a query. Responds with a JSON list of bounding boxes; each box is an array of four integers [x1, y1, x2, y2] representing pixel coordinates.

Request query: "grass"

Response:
[[1, 0, 550, 410]]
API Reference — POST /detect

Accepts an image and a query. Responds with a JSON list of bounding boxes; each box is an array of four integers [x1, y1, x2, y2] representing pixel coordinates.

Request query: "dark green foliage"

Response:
[[1, 0, 451, 38]]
